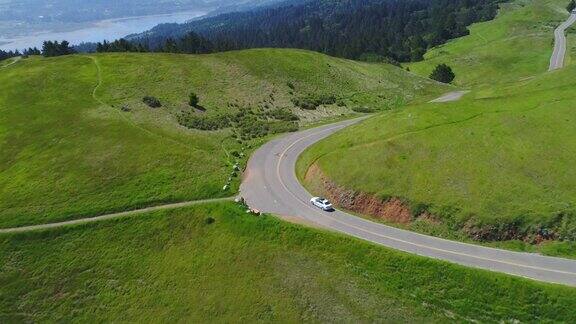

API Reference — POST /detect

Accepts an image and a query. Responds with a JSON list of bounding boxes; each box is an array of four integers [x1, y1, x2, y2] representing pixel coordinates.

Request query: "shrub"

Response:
[[204, 217, 215, 225], [429, 64, 455, 83], [292, 94, 337, 110], [267, 108, 299, 121], [178, 113, 231, 130], [189, 92, 200, 107], [568, 0, 576, 12], [269, 121, 299, 134], [143, 96, 162, 108], [352, 106, 375, 113]]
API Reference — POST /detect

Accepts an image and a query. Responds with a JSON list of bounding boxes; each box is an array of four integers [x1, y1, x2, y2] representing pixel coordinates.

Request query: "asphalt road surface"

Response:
[[549, 12, 576, 71], [240, 117, 576, 286], [429, 90, 469, 103]]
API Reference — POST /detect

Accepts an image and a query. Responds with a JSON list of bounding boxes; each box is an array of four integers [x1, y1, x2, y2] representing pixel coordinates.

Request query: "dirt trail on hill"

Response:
[[0, 197, 234, 234], [1, 56, 21, 68]]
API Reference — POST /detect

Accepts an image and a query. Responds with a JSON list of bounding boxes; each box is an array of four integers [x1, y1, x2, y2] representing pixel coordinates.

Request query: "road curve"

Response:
[[549, 12, 576, 71], [240, 117, 576, 286]]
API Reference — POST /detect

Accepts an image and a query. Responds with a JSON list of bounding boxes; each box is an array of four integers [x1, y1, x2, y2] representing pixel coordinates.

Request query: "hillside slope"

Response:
[[408, 0, 569, 87], [0, 49, 444, 228], [1, 202, 575, 322], [299, 0, 576, 257]]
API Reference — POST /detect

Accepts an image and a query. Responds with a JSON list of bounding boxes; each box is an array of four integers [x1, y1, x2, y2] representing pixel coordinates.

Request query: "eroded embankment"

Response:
[[305, 163, 430, 224], [304, 163, 566, 244]]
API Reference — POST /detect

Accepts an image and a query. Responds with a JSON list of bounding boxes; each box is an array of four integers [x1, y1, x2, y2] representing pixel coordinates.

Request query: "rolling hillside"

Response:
[[408, 0, 569, 87], [0, 49, 445, 228], [1, 1, 575, 321], [299, 0, 576, 257], [1, 201, 574, 322]]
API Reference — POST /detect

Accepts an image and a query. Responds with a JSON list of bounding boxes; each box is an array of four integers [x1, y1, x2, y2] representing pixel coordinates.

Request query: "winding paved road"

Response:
[[549, 12, 576, 71], [240, 117, 576, 286]]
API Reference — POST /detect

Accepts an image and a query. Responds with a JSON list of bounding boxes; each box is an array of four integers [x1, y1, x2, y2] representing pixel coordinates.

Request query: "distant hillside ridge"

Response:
[[129, 0, 503, 63]]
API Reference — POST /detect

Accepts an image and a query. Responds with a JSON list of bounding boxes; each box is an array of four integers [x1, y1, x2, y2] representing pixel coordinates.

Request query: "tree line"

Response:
[[132, 0, 503, 63], [30, 0, 502, 66], [0, 41, 76, 62], [0, 49, 20, 62], [89, 32, 218, 54]]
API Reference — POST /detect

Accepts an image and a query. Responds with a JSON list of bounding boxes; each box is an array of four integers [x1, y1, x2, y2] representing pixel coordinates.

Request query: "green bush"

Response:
[[292, 94, 337, 110], [143, 96, 162, 108], [178, 113, 231, 130], [269, 121, 299, 134], [178, 108, 300, 138], [568, 0, 576, 12], [352, 106, 375, 113], [267, 108, 299, 121], [429, 64, 455, 83], [189, 92, 200, 107]]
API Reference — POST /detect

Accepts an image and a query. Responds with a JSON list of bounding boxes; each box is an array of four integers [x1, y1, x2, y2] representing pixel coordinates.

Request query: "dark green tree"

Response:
[[0, 49, 20, 61], [568, 0, 576, 12], [162, 38, 179, 53], [42, 40, 76, 57], [429, 63, 455, 83]]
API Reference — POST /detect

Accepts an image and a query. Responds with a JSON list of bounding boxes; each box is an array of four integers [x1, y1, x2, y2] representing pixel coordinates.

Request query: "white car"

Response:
[[310, 197, 334, 211]]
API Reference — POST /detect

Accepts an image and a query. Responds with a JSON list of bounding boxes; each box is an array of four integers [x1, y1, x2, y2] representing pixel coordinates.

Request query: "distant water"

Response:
[[0, 10, 206, 51]]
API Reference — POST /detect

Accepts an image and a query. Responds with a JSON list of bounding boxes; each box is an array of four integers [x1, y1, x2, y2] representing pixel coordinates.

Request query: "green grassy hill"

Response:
[[408, 0, 568, 88], [1, 202, 574, 322], [0, 49, 445, 228], [299, 0, 576, 257]]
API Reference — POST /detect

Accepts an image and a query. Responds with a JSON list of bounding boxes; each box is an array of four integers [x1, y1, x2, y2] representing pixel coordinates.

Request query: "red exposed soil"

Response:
[[305, 163, 422, 224], [305, 163, 559, 244]]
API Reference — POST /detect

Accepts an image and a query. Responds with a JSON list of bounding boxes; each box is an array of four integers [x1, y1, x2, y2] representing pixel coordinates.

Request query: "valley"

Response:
[[1, 0, 575, 321]]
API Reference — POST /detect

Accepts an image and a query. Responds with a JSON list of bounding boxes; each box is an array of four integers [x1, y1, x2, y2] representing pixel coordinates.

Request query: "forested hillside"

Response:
[[133, 0, 503, 62]]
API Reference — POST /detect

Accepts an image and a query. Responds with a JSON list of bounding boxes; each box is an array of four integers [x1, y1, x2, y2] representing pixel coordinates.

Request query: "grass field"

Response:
[[0, 49, 444, 229], [299, 0, 576, 257], [1, 202, 574, 322], [408, 0, 569, 88]]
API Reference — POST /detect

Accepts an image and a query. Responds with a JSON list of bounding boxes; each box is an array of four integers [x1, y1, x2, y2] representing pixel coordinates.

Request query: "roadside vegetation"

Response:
[[0, 49, 444, 228], [1, 202, 574, 322], [299, 0, 576, 258]]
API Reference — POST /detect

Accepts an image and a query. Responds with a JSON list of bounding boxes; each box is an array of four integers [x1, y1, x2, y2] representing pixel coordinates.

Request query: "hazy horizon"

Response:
[[0, 0, 273, 51]]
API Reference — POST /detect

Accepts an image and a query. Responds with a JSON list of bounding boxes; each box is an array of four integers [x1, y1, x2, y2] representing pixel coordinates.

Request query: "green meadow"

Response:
[[1, 0, 575, 319], [0, 49, 443, 228], [1, 202, 574, 322], [408, 0, 568, 88]]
